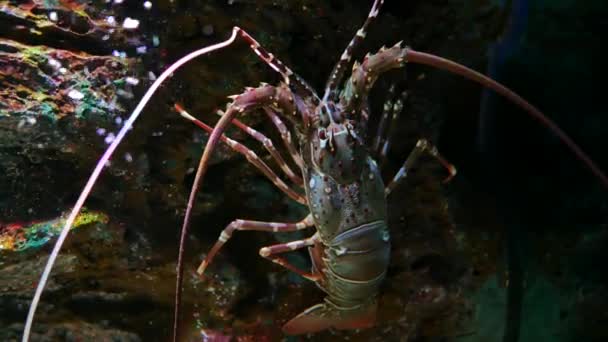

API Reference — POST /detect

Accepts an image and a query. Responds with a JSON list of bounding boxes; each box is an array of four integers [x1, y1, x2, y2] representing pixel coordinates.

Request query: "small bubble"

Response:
[[122, 17, 140, 30], [125, 77, 139, 85], [202, 24, 214, 36], [105, 132, 116, 144]]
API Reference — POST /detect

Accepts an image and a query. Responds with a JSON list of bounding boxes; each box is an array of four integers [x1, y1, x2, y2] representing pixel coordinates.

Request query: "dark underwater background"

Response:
[[0, 0, 606, 341]]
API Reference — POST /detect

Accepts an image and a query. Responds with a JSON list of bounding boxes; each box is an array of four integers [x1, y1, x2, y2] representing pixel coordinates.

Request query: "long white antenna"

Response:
[[22, 28, 240, 342]]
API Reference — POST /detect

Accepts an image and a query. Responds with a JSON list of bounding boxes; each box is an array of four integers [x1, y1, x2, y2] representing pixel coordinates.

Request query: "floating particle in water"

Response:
[[105, 132, 116, 144], [152, 35, 160, 47], [148, 71, 156, 80], [125, 76, 139, 85], [49, 11, 58, 21], [96, 128, 107, 136], [59, 67, 67, 74], [114, 116, 123, 125], [122, 17, 140, 30], [143, 1, 152, 9], [106, 16, 116, 25], [116, 89, 134, 99], [68, 89, 85, 100], [112, 50, 120, 57], [124, 152, 133, 162], [203, 24, 214, 36], [136, 45, 147, 54]]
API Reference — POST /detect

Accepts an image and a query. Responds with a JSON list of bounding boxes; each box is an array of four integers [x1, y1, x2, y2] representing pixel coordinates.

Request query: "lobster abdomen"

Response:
[[319, 220, 390, 304], [283, 220, 390, 335]]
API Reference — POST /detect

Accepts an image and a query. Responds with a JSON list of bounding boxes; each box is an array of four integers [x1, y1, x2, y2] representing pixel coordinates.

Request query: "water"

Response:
[[1, 1, 606, 341]]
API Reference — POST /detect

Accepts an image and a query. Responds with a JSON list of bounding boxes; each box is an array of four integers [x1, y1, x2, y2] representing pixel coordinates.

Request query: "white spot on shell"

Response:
[[324, 187, 331, 194], [369, 173, 374, 180], [309, 178, 316, 189], [382, 230, 390, 242]]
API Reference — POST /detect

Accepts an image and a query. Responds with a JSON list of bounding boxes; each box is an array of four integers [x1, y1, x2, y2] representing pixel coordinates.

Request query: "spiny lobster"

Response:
[[22, 0, 608, 341]]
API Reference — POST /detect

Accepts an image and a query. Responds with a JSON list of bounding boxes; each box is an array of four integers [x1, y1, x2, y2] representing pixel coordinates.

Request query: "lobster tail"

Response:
[[283, 300, 378, 335]]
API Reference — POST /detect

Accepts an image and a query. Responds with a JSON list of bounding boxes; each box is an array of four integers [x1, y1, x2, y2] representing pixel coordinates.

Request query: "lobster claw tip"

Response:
[[282, 301, 377, 335]]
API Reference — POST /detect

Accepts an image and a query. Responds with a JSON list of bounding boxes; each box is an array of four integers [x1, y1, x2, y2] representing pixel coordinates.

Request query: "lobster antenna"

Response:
[[21, 28, 240, 342], [406, 49, 608, 189], [323, 0, 384, 102], [173, 105, 241, 342]]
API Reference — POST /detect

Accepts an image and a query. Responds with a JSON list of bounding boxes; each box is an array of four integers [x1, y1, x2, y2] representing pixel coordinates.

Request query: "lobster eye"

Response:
[[318, 129, 327, 140]]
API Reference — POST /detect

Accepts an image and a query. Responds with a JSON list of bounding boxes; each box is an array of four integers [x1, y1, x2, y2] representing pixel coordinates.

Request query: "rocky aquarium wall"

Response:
[[0, 0, 606, 341]]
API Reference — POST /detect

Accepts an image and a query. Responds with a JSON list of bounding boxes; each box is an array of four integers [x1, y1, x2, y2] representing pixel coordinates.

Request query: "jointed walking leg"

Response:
[[258, 234, 321, 282], [197, 214, 314, 275], [385, 139, 457, 195], [215, 108, 303, 186], [174, 104, 306, 204]]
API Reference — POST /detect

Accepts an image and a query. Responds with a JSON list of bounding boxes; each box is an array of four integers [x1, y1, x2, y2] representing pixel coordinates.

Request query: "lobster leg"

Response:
[[340, 44, 608, 188], [197, 214, 314, 275], [372, 84, 395, 154], [263, 107, 305, 169], [215, 109, 303, 186], [174, 84, 304, 341], [174, 104, 306, 204], [258, 234, 321, 282], [385, 139, 457, 195], [374, 88, 408, 164]]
